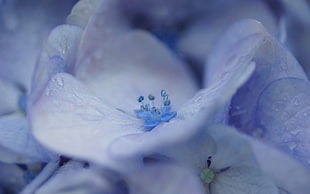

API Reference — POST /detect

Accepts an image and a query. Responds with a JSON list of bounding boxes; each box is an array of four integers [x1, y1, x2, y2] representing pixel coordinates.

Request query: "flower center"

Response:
[[200, 156, 215, 184], [134, 89, 177, 131], [200, 168, 215, 184]]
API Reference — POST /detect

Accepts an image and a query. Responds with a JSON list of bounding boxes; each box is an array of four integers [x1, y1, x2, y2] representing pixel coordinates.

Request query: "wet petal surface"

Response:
[[255, 77, 310, 169], [30, 73, 143, 169]]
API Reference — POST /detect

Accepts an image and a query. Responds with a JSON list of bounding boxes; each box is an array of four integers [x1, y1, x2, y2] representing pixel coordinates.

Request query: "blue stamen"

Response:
[[135, 90, 177, 130]]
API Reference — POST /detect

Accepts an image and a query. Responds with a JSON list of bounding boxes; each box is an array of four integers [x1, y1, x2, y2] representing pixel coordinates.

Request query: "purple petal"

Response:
[[0, 162, 25, 193], [30, 73, 143, 169], [119, 0, 208, 28], [255, 77, 310, 169], [0, 116, 51, 163], [218, 19, 309, 132], [178, 0, 277, 65], [279, 0, 310, 25], [75, 30, 198, 113]]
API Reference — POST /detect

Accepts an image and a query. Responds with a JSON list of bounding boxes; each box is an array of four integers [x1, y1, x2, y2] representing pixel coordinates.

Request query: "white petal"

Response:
[[76, 30, 198, 113], [66, 0, 104, 28], [30, 73, 143, 169]]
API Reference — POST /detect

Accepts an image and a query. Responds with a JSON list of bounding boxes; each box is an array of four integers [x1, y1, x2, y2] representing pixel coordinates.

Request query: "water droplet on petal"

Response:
[[280, 63, 288, 70], [289, 129, 301, 136], [45, 88, 52, 97], [55, 76, 64, 87], [303, 109, 310, 117], [288, 143, 297, 151]]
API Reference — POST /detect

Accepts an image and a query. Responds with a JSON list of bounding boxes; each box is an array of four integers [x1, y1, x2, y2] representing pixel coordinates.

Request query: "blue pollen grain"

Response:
[[134, 89, 177, 131]]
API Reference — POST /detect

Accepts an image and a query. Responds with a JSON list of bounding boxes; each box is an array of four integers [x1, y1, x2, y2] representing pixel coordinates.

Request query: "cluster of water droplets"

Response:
[[134, 89, 177, 131]]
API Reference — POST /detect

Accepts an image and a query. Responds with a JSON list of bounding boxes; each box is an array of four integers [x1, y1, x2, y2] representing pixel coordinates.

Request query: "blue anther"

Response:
[[134, 90, 177, 131], [163, 99, 171, 106], [138, 96, 144, 103], [148, 94, 155, 101], [161, 89, 167, 97]]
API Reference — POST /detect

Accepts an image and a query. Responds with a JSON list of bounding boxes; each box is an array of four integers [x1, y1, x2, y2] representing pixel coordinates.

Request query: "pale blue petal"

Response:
[[206, 126, 278, 194], [0, 116, 52, 163], [221, 19, 308, 132], [250, 136, 310, 194], [75, 30, 198, 113], [30, 73, 143, 169], [255, 77, 310, 169], [75, 0, 129, 73]]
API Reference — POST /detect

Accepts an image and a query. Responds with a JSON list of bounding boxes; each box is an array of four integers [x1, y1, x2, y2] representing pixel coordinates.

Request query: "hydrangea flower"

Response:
[[29, 29, 254, 170], [1, 0, 310, 193], [28, 0, 258, 171]]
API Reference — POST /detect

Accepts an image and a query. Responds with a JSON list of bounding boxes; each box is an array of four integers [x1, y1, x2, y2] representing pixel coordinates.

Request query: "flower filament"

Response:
[[134, 89, 177, 131]]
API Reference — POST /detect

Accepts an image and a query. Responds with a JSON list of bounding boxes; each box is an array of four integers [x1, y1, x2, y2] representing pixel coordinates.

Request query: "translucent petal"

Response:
[[66, 0, 103, 28], [220, 19, 309, 131], [75, 0, 129, 73], [76, 30, 198, 113], [31, 25, 83, 105], [255, 77, 310, 169], [30, 73, 143, 169]]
